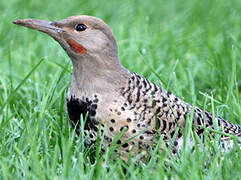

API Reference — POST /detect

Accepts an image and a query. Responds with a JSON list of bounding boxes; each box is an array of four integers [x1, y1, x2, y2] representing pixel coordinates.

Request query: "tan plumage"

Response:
[[13, 15, 241, 160]]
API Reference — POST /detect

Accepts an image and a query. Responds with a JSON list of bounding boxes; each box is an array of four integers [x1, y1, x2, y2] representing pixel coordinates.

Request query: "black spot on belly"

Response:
[[66, 96, 98, 133]]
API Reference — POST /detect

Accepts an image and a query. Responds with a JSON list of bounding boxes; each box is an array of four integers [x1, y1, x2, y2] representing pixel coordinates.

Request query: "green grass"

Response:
[[1, 0, 241, 179]]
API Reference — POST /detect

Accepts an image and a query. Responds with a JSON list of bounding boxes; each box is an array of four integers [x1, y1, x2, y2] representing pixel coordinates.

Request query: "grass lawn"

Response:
[[1, 0, 241, 179]]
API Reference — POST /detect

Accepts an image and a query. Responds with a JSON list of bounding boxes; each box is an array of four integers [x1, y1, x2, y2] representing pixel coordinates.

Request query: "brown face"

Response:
[[13, 18, 88, 55], [13, 16, 117, 58]]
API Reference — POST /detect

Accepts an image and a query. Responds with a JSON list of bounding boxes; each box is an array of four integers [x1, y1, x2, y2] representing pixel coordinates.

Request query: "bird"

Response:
[[13, 15, 241, 160]]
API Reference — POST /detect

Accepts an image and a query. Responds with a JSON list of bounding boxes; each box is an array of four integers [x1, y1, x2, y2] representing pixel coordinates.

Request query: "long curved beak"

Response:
[[13, 19, 64, 37]]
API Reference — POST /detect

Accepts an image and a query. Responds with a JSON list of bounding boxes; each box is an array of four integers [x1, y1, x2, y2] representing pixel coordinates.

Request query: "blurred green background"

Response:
[[0, 0, 241, 179]]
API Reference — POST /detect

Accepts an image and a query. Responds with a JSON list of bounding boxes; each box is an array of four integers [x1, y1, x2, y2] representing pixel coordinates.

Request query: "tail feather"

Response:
[[193, 107, 241, 139]]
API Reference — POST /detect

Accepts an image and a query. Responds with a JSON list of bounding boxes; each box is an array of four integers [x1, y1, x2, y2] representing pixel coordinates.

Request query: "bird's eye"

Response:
[[75, 24, 87, 31]]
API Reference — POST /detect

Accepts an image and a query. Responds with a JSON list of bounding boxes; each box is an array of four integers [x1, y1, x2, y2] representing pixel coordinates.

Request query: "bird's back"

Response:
[[119, 71, 241, 141]]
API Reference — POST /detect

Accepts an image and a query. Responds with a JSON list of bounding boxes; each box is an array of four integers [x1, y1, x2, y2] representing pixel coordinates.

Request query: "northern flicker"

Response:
[[13, 16, 241, 160]]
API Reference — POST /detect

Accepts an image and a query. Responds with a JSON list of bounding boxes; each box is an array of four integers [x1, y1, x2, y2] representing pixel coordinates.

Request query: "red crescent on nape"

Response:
[[66, 38, 86, 54]]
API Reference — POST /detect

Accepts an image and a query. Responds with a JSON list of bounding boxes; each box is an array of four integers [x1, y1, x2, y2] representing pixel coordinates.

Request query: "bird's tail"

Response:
[[193, 107, 241, 138], [217, 117, 241, 138]]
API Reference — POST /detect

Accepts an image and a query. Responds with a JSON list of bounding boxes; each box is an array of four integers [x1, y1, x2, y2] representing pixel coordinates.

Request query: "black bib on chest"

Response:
[[66, 96, 98, 133]]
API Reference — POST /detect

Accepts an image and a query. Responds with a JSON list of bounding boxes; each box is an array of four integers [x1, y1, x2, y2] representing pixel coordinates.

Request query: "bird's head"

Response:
[[13, 15, 119, 62]]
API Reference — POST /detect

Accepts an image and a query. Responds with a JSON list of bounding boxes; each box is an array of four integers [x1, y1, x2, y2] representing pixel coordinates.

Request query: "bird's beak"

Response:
[[13, 18, 64, 38]]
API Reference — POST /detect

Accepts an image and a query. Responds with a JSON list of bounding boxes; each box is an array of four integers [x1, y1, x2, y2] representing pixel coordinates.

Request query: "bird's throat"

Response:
[[66, 38, 85, 54]]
